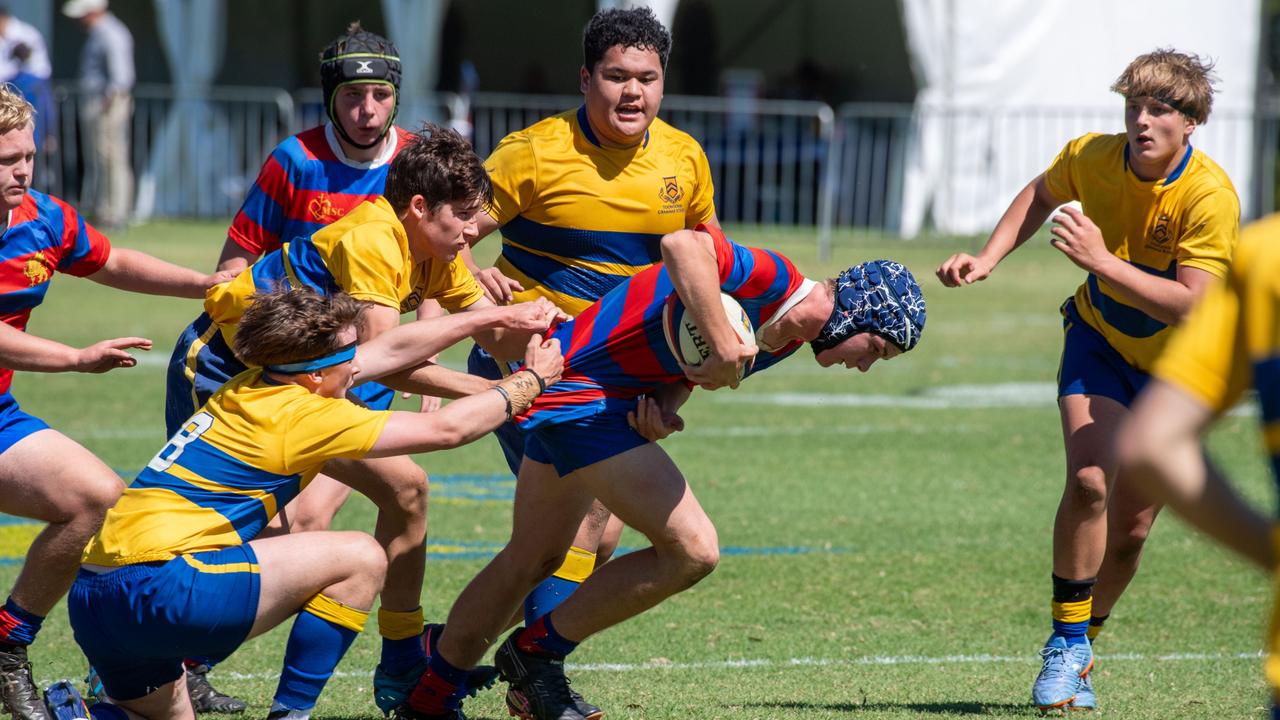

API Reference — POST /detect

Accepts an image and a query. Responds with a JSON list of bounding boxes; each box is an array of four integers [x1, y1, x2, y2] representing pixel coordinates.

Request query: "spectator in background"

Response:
[[0, 6, 50, 83], [63, 0, 133, 230], [9, 44, 54, 154]]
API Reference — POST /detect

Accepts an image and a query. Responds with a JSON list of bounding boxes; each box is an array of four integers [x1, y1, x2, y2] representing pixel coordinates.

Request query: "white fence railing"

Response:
[[29, 85, 1279, 255]]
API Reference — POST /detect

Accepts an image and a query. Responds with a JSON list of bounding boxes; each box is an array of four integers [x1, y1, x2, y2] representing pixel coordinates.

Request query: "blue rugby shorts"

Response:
[[1057, 298, 1150, 408], [0, 392, 49, 455], [68, 545, 261, 701]]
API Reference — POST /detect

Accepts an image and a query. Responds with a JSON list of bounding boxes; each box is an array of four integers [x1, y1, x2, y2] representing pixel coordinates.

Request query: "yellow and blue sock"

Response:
[[273, 594, 368, 711], [408, 648, 469, 714], [1051, 574, 1094, 646], [0, 597, 43, 647], [378, 606, 426, 676], [523, 546, 595, 625], [1086, 614, 1108, 642], [516, 613, 578, 659]]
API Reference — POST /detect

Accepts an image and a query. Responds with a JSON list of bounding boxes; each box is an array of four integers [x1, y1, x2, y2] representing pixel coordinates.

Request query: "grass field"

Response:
[[4, 221, 1272, 719]]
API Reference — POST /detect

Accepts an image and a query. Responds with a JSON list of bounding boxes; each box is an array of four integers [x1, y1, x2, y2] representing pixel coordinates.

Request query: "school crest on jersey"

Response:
[[23, 252, 49, 287], [308, 194, 346, 224], [1145, 214, 1174, 253], [658, 176, 685, 215]]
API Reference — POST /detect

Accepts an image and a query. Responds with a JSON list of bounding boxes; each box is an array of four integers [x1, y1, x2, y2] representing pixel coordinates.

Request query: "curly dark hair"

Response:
[[583, 6, 671, 72], [234, 287, 365, 369], [383, 122, 493, 212]]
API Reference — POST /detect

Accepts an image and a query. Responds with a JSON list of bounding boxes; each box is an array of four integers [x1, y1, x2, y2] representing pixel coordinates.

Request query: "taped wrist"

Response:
[[495, 370, 543, 419]]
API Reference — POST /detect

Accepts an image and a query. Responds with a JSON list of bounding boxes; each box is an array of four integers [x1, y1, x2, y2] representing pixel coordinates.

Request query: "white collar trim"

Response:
[[324, 123, 397, 170], [756, 278, 818, 352]]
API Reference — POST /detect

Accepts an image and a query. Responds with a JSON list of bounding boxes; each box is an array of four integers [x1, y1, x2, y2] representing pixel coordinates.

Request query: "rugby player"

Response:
[[399, 225, 925, 720], [1116, 214, 1280, 719], [0, 84, 226, 720], [452, 10, 718, 715], [165, 124, 527, 712], [935, 49, 1238, 711], [72, 286, 563, 720]]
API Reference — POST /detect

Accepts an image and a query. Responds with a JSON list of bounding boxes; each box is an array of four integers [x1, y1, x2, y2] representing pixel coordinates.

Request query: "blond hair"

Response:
[[1111, 49, 1217, 124], [0, 84, 34, 135]]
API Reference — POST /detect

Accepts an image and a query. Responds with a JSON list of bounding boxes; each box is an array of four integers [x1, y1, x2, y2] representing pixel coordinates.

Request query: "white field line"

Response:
[[191, 650, 1263, 683]]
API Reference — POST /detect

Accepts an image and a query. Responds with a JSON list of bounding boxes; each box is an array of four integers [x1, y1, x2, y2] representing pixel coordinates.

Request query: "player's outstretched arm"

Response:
[[365, 334, 563, 457], [937, 175, 1060, 287], [89, 247, 231, 299], [1117, 379, 1273, 570], [354, 298, 566, 383], [381, 362, 496, 399], [0, 322, 151, 374], [661, 229, 758, 390]]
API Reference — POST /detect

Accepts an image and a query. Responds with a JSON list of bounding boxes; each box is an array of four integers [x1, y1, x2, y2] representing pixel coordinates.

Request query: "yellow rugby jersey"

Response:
[[1043, 133, 1239, 372], [83, 371, 390, 566], [485, 106, 716, 315], [206, 197, 484, 345]]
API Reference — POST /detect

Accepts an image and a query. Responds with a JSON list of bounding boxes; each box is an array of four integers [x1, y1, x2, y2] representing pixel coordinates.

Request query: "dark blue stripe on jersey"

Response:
[[131, 469, 272, 543], [0, 284, 50, 315], [281, 138, 392, 192], [236, 184, 287, 240], [166, 437, 299, 491], [1164, 145, 1193, 185], [501, 243, 633, 303], [249, 250, 291, 293], [285, 239, 341, 295], [1254, 356, 1280, 424], [502, 216, 663, 267], [57, 214, 92, 271], [1086, 261, 1176, 339]]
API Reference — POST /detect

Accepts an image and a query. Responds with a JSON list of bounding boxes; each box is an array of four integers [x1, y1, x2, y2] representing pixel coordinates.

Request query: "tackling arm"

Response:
[[90, 247, 224, 299]]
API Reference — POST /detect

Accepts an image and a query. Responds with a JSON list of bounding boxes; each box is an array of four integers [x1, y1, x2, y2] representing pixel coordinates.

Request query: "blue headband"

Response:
[[265, 342, 357, 374], [811, 260, 926, 354]]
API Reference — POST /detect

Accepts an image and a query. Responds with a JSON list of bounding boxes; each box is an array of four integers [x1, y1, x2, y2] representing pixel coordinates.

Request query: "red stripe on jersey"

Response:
[[519, 385, 609, 421], [566, 301, 603, 359], [227, 212, 279, 255], [0, 254, 45, 294], [9, 195, 37, 225], [295, 126, 333, 162], [284, 188, 372, 226], [0, 309, 32, 333], [606, 269, 665, 380], [697, 223, 736, 282], [255, 153, 292, 210], [735, 246, 780, 301]]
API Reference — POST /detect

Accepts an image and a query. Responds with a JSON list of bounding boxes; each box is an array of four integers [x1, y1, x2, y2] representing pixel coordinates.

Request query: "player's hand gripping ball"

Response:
[[662, 293, 755, 381]]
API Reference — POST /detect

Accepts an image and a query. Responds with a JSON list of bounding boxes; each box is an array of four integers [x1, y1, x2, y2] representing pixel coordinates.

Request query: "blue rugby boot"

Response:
[[43, 681, 89, 720], [1031, 636, 1092, 712], [373, 625, 499, 717], [1068, 671, 1096, 711]]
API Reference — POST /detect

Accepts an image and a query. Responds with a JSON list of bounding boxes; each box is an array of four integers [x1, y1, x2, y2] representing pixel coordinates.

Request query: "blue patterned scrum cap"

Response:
[[811, 260, 926, 354]]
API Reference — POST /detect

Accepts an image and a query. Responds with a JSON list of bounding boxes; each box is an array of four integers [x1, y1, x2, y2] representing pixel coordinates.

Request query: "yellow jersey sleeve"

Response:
[[423, 257, 485, 312], [1042, 135, 1092, 204], [283, 393, 391, 473], [1154, 270, 1248, 413], [1174, 187, 1239, 278], [329, 225, 409, 308], [485, 134, 537, 227], [686, 147, 716, 227]]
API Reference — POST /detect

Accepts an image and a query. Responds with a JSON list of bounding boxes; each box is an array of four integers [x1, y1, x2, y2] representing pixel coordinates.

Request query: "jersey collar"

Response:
[[1123, 142, 1194, 187], [324, 122, 398, 170]]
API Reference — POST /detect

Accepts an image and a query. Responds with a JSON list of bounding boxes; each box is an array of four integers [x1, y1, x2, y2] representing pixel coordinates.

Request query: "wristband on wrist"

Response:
[[520, 367, 546, 393], [491, 384, 513, 421]]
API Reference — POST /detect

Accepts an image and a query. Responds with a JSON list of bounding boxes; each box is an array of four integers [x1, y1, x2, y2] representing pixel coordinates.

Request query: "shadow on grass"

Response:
[[737, 700, 1033, 715]]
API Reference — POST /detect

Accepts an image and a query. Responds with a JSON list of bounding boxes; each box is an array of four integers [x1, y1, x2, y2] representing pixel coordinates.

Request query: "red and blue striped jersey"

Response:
[[518, 225, 807, 430], [227, 124, 412, 257], [0, 189, 111, 394]]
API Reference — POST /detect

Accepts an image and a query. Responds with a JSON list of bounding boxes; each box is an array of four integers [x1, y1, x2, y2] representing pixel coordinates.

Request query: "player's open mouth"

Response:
[[616, 106, 643, 118]]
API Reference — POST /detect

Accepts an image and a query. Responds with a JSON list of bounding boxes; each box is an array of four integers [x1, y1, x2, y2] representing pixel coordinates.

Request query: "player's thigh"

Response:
[[114, 676, 192, 720], [1058, 393, 1127, 479], [570, 443, 715, 553], [507, 458, 596, 569], [247, 530, 384, 638], [0, 429, 122, 522], [283, 473, 354, 527]]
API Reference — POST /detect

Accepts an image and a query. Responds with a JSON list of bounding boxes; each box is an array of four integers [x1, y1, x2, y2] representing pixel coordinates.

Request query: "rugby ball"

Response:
[[661, 293, 755, 373]]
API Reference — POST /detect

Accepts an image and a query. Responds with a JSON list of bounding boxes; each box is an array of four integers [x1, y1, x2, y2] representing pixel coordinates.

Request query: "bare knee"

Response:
[[1066, 465, 1109, 511], [388, 469, 429, 518], [343, 532, 389, 588], [667, 532, 720, 589], [62, 472, 124, 521], [496, 544, 571, 588]]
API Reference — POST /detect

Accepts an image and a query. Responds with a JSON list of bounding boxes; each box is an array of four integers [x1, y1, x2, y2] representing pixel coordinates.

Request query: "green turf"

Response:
[[6, 221, 1272, 718]]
